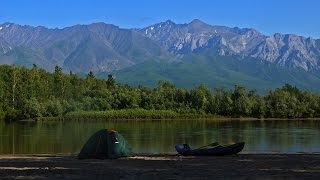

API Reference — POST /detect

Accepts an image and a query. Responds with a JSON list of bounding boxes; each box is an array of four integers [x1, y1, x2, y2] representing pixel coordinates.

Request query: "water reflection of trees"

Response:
[[0, 120, 320, 154]]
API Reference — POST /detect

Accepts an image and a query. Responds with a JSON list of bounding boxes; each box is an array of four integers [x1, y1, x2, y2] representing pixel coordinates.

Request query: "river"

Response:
[[0, 119, 320, 154]]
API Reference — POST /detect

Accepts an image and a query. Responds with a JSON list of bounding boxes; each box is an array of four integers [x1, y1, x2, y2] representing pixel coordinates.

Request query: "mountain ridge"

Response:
[[1, 20, 320, 92], [110, 48, 320, 93], [138, 19, 320, 72], [0, 21, 170, 72], [1, 20, 320, 72]]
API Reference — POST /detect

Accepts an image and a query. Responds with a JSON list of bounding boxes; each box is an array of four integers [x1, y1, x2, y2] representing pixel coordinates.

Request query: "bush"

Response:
[[22, 98, 42, 119], [66, 109, 180, 120], [43, 99, 63, 117], [0, 110, 5, 121], [4, 108, 23, 121], [60, 100, 77, 115]]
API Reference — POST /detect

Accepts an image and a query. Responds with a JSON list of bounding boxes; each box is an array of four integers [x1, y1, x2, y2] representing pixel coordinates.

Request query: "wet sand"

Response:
[[1, 154, 320, 179]]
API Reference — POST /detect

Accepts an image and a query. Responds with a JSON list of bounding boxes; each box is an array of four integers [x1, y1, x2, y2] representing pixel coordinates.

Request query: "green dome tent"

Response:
[[78, 129, 133, 159]]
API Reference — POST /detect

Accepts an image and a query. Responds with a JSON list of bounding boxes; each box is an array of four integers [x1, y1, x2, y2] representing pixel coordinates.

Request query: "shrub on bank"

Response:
[[65, 109, 180, 120], [0, 110, 5, 121], [4, 108, 23, 121]]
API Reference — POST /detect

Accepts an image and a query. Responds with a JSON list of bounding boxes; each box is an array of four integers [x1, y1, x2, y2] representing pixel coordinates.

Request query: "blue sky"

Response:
[[0, 0, 319, 38]]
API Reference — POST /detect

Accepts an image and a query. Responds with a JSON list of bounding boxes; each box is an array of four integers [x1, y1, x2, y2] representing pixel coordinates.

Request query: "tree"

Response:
[[232, 85, 252, 117], [157, 81, 177, 109], [219, 91, 233, 116], [189, 85, 212, 113], [12, 65, 17, 109], [265, 88, 301, 118], [53, 66, 66, 98], [22, 98, 42, 119], [86, 71, 95, 80], [1, 64, 320, 120], [248, 90, 265, 118], [106, 74, 116, 88]]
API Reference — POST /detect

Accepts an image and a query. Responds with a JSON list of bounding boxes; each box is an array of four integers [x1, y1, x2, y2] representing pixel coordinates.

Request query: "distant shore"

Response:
[[0, 154, 320, 179], [3, 108, 320, 122], [35, 116, 320, 122], [4, 117, 320, 123]]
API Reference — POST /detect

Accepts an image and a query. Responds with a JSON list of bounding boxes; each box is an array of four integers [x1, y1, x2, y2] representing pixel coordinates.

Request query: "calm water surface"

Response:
[[0, 120, 320, 154]]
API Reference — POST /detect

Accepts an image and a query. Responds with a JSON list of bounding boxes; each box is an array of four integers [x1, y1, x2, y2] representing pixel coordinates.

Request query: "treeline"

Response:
[[0, 64, 320, 121]]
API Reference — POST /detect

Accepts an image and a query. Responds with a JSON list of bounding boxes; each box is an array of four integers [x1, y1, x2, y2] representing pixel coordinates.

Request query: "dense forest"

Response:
[[0, 64, 320, 121]]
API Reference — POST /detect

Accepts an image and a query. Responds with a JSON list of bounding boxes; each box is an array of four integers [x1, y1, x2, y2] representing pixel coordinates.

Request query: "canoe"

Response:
[[175, 142, 245, 156]]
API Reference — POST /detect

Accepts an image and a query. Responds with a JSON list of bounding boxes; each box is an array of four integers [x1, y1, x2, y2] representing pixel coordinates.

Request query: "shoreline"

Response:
[[1, 154, 320, 179], [16, 117, 320, 122], [1, 152, 320, 157]]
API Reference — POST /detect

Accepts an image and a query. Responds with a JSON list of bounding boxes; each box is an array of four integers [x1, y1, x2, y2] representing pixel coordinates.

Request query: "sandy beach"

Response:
[[0, 154, 320, 179]]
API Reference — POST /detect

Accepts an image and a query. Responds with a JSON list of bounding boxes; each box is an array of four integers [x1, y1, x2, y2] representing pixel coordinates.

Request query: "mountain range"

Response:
[[1, 20, 320, 92]]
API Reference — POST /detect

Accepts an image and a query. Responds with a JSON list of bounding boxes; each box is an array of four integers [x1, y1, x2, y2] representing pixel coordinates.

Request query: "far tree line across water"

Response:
[[0, 64, 319, 121]]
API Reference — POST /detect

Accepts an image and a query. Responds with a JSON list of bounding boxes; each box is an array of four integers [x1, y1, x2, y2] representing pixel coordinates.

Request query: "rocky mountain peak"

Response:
[[0, 37, 12, 54], [0, 22, 14, 31], [0, 22, 169, 72], [189, 19, 206, 25], [138, 20, 320, 71], [164, 20, 176, 25], [1, 20, 320, 73]]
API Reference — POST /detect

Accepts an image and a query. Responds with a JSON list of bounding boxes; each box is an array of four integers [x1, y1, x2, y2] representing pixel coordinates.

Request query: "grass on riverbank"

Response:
[[2, 108, 254, 122], [7, 109, 320, 122], [64, 109, 200, 120]]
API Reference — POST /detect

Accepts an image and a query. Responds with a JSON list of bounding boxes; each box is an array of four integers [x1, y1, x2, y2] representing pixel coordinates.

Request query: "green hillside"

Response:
[[110, 51, 320, 93]]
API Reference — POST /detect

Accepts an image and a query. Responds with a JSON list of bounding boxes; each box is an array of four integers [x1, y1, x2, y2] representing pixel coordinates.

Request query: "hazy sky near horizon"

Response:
[[0, 0, 319, 38]]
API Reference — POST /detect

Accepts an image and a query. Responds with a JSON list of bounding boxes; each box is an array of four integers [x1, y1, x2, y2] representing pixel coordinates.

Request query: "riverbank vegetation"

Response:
[[0, 65, 320, 121]]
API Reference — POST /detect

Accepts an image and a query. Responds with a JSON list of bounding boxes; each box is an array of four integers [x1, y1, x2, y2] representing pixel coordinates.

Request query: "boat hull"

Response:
[[175, 142, 245, 156]]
